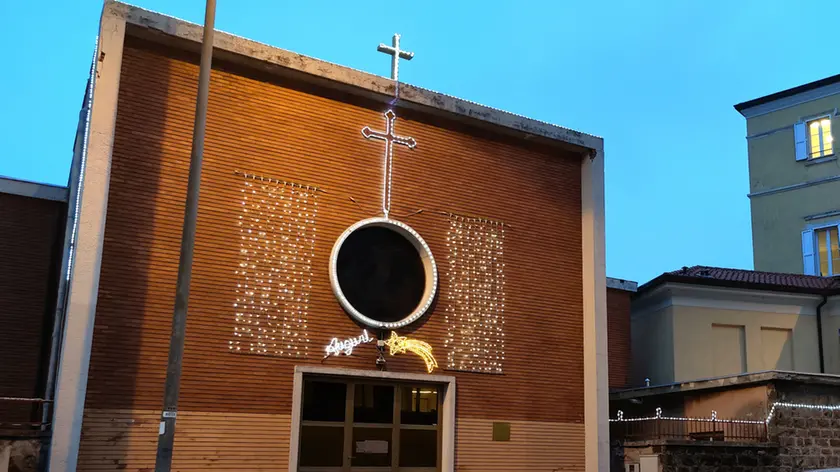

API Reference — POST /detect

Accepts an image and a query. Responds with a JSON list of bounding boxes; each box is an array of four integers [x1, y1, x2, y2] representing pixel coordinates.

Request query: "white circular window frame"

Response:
[[329, 217, 438, 330]]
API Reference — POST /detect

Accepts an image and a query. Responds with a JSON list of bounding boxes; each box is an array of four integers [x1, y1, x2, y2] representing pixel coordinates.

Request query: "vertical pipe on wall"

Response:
[[816, 295, 827, 373]]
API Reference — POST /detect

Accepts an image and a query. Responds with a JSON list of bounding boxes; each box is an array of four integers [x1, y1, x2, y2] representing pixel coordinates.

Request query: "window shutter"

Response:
[[794, 122, 808, 161], [802, 229, 816, 275]]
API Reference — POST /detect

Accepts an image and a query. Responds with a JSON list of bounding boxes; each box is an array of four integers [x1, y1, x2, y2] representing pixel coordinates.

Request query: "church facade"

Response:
[[48, 2, 608, 471]]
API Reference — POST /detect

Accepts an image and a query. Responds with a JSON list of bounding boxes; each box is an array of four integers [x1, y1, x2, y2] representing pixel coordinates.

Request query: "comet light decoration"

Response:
[[383, 331, 438, 373]]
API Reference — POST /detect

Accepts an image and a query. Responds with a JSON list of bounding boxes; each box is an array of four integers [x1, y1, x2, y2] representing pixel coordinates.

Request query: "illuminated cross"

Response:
[[377, 34, 414, 81], [362, 109, 417, 218]]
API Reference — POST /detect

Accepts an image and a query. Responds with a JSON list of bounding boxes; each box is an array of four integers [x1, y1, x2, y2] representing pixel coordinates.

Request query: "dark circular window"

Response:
[[329, 218, 437, 329]]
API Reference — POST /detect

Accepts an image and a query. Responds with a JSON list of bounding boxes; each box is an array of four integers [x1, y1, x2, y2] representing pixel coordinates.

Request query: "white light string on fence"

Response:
[[612, 402, 840, 426], [764, 401, 840, 424], [611, 407, 765, 425]]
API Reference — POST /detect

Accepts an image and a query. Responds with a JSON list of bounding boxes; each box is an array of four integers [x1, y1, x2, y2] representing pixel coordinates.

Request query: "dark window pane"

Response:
[[399, 428, 437, 467], [354, 384, 394, 423], [400, 386, 439, 425], [302, 380, 346, 422], [336, 226, 426, 322], [299, 425, 344, 467], [352, 427, 392, 467]]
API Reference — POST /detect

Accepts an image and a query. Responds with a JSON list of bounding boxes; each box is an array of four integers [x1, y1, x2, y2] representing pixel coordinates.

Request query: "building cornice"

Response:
[[735, 76, 840, 119], [632, 282, 824, 316], [0, 175, 68, 202], [106, 1, 603, 156]]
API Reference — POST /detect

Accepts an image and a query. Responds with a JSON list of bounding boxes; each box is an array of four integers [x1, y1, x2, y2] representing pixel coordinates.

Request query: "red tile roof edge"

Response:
[[636, 265, 840, 296]]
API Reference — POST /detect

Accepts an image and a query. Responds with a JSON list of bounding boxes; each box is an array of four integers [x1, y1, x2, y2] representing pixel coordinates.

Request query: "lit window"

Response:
[[816, 226, 840, 276], [808, 117, 833, 158]]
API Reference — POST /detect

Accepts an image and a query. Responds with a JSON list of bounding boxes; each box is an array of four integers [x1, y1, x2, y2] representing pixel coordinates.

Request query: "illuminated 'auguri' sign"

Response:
[[324, 330, 373, 357]]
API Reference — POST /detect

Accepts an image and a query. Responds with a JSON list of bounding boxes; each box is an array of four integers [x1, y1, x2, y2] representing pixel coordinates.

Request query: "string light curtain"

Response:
[[444, 214, 506, 373], [230, 172, 319, 358]]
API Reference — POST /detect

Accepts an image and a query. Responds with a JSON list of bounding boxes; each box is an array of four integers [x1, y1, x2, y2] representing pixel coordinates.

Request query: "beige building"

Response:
[[631, 266, 840, 386], [736, 77, 840, 276]]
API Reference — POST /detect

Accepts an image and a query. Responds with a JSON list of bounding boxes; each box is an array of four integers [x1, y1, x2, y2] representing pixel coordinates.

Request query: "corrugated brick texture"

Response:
[[77, 410, 160, 471], [78, 409, 291, 471], [0, 193, 64, 422], [455, 418, 584, 471], [607, 288, 632, 389], [79, 36, 585, 470], [79, 410, 584, 472]]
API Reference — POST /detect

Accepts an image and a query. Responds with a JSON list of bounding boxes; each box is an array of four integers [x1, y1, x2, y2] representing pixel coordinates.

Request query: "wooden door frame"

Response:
[[289, 366, 456, 472]]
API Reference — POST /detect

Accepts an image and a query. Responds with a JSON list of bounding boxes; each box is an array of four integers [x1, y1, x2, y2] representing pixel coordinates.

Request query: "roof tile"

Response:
[[665, 265, 840, 292]]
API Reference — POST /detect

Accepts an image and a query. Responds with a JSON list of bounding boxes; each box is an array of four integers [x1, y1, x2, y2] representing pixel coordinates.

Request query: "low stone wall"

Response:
[[614, 441, 778, 472], [0, 439, 40, 472], [658, 444, 778, 472]]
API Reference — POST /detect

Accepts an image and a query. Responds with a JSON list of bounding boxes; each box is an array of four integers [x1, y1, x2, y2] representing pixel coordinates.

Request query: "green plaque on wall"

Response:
[[492, 422, 511, 441]]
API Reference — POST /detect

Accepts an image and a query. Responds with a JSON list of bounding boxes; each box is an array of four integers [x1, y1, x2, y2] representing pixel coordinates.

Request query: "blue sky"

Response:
[[1, 1, 834, 284]]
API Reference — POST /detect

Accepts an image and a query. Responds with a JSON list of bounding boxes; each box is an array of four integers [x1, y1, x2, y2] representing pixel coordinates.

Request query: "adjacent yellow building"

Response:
[[736, 77, 840, 276], [631, 266, 840, 386]]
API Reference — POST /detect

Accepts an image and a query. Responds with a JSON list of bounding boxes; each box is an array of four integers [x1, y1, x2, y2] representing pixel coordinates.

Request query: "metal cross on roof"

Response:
[[377, 34, 414, 81], [362, 109, 416, 218]]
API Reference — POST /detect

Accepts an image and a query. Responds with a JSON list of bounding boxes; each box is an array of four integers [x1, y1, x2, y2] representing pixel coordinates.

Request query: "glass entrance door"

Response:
[[298, 378, 441, 472]]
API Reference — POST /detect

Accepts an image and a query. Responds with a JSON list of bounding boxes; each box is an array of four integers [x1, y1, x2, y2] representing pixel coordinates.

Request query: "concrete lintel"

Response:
[[295, 365, 456, 384], [622, 439, 778, 449], [47, 3, 127, 471], [804, 209, 840, 221], [104, 0, 602, 154], [747, 173, 840, 198], [0, 176, 68, 202], [582, 145, 608, 471], [610, 370, 840, 401], [607, 277, 638, 292]]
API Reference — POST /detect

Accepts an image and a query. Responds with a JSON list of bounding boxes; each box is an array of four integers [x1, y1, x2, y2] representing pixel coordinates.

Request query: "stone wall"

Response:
[[770, 384, 840, 472], [658, 444, 777, 472], [613, 442, 778, 472], [0, 439, 40, 472]]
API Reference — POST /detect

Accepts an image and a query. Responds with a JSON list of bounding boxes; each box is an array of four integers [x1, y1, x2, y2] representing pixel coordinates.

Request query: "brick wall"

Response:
[[0, 193, 65, 421], [608, 287, 632, 389], [77, 37, 589, 471]]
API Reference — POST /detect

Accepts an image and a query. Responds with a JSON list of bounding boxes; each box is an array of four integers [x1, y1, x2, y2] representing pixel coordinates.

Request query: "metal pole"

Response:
[[154, 1, 215, 470]]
